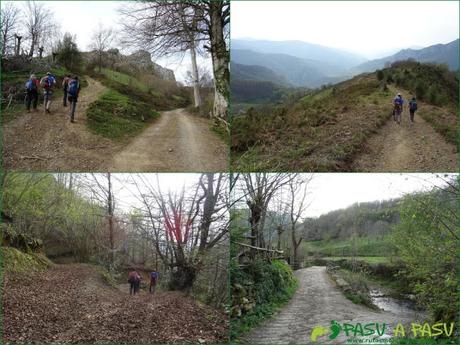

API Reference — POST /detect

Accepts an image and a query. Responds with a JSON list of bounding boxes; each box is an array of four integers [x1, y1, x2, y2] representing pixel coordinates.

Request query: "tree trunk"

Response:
[[291, 228, 302, 270], [107, 173, 115, 266], [168, 263, 197, 292], [208, 1, 229, 127], [29, 35, 36, 57], [190, 41, 202, 107]]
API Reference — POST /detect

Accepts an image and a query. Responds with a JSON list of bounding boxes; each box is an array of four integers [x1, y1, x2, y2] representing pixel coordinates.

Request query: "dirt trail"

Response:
[[3, 264, 228, 343], [110, 108, 228, 172], [245, 266, 425, 344], [3, 76, 119, 171], [352, 89, 457, 172], [4, 79, 227, 172]]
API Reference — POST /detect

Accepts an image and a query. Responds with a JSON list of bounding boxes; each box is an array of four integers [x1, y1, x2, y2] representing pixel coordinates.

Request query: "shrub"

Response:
[[230, 259, 298, 339], [376, 69, 384, 81]]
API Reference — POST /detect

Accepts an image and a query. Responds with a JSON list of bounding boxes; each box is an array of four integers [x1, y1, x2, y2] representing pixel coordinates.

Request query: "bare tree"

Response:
[[120, 1, 229, 124], [1, 2, 22, 56], [89, 23, 114, 72], [184, 64, 214, 89], [286, 175, 312, 269], [130, 173, 229, 291], [241, 173, 297, 251], [23, 1, 55, 57], [120, 2, 204, 107]]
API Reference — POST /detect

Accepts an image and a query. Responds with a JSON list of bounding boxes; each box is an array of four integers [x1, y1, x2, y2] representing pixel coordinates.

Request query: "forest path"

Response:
[[110, 108, 228, 172], [3, 76, 119, 171], [352, 87, 457, 172], [245, 266, 424, 344], [3, 263, 228, 343]]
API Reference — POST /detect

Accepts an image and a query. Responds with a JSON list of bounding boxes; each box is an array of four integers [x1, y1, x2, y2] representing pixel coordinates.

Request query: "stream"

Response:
[[370, 289, 426, 319]]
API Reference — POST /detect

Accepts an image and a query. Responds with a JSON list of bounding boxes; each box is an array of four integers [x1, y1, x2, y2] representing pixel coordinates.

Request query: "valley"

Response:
[[231, 60, 458, 172]]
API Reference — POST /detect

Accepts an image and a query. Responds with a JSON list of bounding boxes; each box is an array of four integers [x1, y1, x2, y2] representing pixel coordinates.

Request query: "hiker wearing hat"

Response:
[[393, 92, 404, 124], [24, 74, 40, 112], [39, 72, 56, 113]]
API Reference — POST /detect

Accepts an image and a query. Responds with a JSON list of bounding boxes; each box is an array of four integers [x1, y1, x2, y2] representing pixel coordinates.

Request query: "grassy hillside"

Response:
[[87, 68, 190, 140], [231, 61, 458, 171], [86, 89, 159, 140]]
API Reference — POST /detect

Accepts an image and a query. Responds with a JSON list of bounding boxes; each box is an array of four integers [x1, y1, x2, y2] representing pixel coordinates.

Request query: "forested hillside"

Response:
[[2, 173, 230, 343]]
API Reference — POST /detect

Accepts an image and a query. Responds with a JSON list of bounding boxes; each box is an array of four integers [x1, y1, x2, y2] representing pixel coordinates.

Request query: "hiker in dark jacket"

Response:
[[40, 72, 56, 113], [68, 76, 81, 123], [25, 74, 40, 112], [62, 74, 71, 107], [149, 270, 159, 294], [408, 97, 417, 124], [128, 270, 141, 295]]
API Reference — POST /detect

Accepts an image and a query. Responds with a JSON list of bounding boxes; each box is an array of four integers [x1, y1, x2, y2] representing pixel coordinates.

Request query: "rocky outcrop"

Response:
[[120, 50, 176, 81], [86, 49, 176, 82]]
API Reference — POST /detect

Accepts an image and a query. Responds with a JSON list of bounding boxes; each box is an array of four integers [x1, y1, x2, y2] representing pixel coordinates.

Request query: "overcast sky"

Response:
[[231, 1, 459, 58], [294, 173, 457, 218], [73, 173, 456, 220], [10, 1, 209, 82]]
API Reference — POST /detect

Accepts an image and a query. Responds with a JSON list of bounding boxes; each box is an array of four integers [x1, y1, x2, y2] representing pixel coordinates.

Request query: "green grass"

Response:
[[418, 110, 458, 145], [302, 236, 396, 258], [101, 68, 151, 94], [86, 89, 159, 141], [3, 247, 53, 273], [324, 256, 390, 264]]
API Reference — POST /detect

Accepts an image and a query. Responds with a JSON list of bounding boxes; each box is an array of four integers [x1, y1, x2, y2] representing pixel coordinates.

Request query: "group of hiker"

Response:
[[128, 269, 159, 296], [25, 72, 81, 123], [393, 92, 418, 125]]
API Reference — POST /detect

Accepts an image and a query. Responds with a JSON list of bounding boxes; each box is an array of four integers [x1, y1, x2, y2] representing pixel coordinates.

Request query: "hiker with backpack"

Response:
[[408, 97, 417, 124], [67, 76, 81, 123], [62, 74, 71, 107], [393, 93, 404, 124], [40, 72, 56, 113], [25, 74, 40, 112], [149, 270, 159, 294], [128, 269, 142, 295]]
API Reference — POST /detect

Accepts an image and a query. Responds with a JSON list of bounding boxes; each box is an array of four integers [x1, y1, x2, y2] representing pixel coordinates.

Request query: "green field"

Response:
[[323, 256, 390, 264], [301, 236, 396, 258]]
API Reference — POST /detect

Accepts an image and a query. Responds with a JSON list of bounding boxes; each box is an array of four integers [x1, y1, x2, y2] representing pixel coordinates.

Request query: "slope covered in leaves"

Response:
[[3, 263, 228, 343]]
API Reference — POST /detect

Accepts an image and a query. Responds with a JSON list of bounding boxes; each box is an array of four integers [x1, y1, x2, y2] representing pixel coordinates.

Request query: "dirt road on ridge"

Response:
[[352, 88, 457, 172], [245, 266, 425, 344]]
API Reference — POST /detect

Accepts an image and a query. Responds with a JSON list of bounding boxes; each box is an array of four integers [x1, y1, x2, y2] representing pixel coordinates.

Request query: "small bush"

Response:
[[230, 259, 298, 340], [3, 247, 53, 273]]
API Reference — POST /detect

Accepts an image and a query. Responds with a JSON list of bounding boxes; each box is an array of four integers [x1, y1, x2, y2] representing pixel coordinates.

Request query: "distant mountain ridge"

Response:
[[232, 39, 367, 68], [231, 38, 459, 95], [354, 39, 459, 73], [231, 62, 289, 86]]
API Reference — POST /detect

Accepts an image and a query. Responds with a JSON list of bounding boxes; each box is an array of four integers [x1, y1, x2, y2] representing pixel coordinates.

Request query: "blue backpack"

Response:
[[409, 100, 417, 111], [68, 80, 79, 96], [25, 80, 37, 91]]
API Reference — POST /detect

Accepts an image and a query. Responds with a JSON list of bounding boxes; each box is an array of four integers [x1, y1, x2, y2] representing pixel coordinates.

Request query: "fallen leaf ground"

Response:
[[3, 264, 228, 344]]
